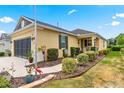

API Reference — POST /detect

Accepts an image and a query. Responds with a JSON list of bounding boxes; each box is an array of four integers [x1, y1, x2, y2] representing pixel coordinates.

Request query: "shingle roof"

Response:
[[71, 29, 93, 35], [71, 28, 107, 41], [23, 16, 73, 34], [21, 16, 107, 41]]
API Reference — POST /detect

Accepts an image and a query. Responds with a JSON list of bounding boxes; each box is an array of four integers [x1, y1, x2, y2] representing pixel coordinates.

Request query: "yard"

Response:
[[40, 51, 124, 88]]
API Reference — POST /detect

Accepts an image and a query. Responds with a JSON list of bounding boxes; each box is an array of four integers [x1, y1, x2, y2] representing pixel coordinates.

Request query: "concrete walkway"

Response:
[[0, 57, 62, 77]]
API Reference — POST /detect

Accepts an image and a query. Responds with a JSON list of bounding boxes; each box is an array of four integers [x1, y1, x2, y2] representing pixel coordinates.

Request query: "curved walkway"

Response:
[[0, 57, 62, 77]]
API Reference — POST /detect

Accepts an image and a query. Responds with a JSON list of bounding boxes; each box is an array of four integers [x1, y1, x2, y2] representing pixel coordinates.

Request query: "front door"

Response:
[[14, 37, 31, 58]]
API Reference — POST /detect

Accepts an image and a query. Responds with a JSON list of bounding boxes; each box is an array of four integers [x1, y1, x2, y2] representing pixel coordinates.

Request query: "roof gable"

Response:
[[14, 16, 33, 31], [71, 29, 93, 35]]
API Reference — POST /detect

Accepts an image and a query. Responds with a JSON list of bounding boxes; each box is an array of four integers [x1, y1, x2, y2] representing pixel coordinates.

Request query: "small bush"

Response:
[[98, 50, 104, 55], [111, 46, 121, 51], [107, 45, 112, 48], [95, 51, 99, 56], [5, 49, 11, 56], [77, 53, 89, 65], [102, 50, 108, 55], [91, 47, 98, 51], [47, 48, 58, 61], [0, 52, 5, 56], [70, 47, 80, 57], [0, 76, 11, 88], [62, 58, 76, 74], [85, 51, 96, 62]]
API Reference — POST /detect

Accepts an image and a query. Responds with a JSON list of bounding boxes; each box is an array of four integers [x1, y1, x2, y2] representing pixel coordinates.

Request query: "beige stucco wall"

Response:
[[37, 26, 79, 59], [11, 27, 34, 56], [98, 38, 107, 50], [68, 35, 79, 55], [11, 26, 79, 59]]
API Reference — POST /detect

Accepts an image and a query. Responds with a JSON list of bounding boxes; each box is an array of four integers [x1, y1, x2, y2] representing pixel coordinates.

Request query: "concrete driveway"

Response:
[[0, 57, 28, 77], [0, 57, 62, 78]]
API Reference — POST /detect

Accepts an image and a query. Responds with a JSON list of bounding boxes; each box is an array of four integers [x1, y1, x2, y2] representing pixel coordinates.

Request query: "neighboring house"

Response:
[[0, 33, 11, 52], [11, 16, 107, 61]]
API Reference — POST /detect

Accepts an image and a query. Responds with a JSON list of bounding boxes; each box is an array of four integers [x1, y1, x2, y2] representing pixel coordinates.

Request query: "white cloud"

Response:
[[0, 16, 15, 23], [115, 13, 124, 18], [111, 21, 120, 26], [67, 9, 77, 15], [0, 30, 6, 34], [112, 16, 116, 19]]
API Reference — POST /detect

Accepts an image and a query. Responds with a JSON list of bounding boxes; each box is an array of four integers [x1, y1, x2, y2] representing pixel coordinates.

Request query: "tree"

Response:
[[116, 33, 124, 45]]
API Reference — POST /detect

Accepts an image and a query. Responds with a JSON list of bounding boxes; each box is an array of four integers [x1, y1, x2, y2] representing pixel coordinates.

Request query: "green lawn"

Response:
[[40, 51, 124, 88]]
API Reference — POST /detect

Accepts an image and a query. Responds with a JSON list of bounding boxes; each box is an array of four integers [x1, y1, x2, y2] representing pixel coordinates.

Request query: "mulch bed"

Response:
[[26, 58, 62, 68], [10, 74, 48, 88], [53, 55, 105, 80]]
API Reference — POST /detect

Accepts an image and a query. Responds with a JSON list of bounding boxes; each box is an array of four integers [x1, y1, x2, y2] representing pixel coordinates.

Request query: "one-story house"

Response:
[[11, 16, 107, 61]]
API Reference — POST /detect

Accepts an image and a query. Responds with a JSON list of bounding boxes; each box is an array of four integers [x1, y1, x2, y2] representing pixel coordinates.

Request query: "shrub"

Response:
[[102, 50, 108, 55], [62, 58, 76, 74], [121, 48, 124, 55], [98, 50, 104, 55], [47, 48, 58, 61], [0, 76, 11, 88], [107, 45, 112, 48], [0, 52, 5, 56], [70, 47, 80, 57], [111, 46, 121, 51], [85, 51, 96, 62], [77, 53, 89, 65], [5, 49, 11, 56], [91, 47, 98, 51]]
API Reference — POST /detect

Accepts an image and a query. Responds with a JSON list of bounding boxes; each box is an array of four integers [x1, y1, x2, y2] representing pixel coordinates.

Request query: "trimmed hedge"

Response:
[[0, 52, 5, 57], [70, 47, 80, 57], [77, 53, 89, 65], [85, 51, 96, 62], [91, 47, 98, 51], [47, 48, 58, 61], [0, 76, 11, 88], [98, 49, 110, 56], [62, 58, 76, 74], [111, 46, 121, 51]]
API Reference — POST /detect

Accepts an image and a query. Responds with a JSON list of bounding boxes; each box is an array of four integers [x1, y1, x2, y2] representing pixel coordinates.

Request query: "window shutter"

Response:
[[59, 35, 61, 49], [66, 36, 68, 49]]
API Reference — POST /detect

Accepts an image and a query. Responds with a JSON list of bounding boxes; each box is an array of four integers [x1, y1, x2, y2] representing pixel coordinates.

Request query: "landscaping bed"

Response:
[[26, 58, 62, 68], [11, 55, 104, 88], [0, 71, 48, 88], [54, 55, 104, 80], [40, 51, 124, 88]]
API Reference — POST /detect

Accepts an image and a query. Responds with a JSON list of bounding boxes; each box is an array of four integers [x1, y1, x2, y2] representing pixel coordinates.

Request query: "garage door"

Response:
[[14, 37, 31, 58]]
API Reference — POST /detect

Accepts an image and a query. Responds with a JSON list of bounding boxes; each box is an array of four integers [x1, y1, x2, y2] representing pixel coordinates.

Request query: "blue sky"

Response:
[[0, 5, 124, 39]]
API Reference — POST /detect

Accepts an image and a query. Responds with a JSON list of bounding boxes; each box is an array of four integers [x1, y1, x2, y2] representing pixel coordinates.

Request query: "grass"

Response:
[[40, 51, 124, 88]]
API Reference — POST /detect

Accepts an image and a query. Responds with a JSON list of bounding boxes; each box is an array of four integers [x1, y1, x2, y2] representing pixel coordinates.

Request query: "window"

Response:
[[14, 38, 31, 57], [84, 38, 92, 47], [59, 34, 68, 49]]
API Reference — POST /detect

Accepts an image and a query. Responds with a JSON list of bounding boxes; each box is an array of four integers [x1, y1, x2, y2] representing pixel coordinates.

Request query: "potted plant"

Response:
[[27, 52, 33, 63], [24, 66, 35, 83], [28, 56, 33, 63]]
